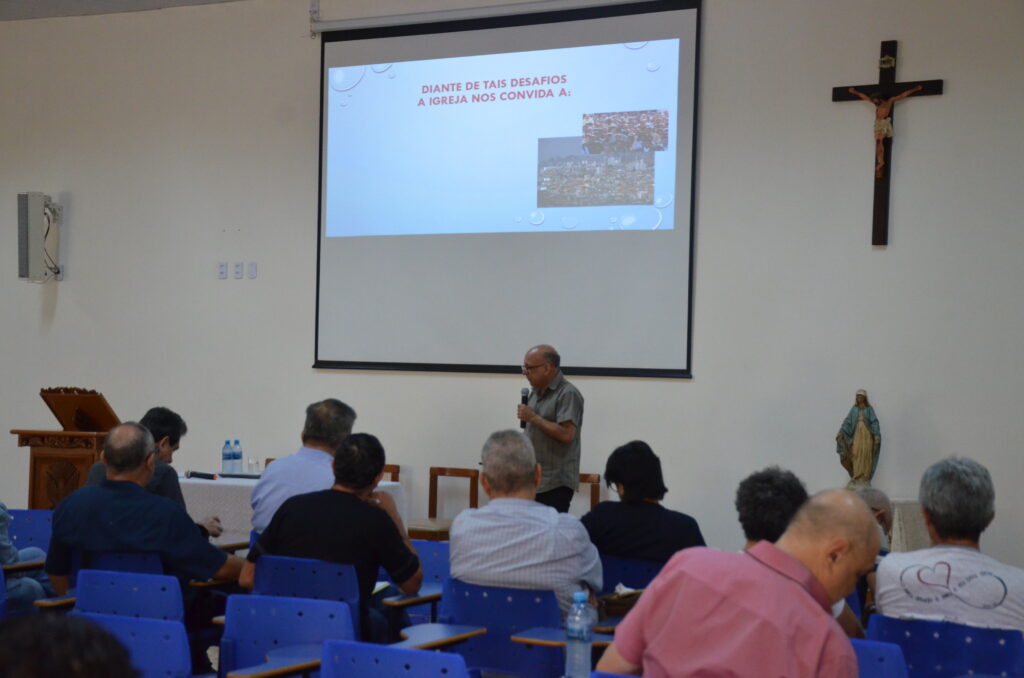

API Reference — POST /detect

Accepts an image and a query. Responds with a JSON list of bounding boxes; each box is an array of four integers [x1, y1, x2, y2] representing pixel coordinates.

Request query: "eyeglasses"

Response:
[[521, 362, 547, 374]]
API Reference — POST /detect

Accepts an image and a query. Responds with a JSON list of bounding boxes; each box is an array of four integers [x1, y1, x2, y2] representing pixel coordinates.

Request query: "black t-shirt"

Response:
[[581, 500, 705, 563], [250, 489, 419, 619]]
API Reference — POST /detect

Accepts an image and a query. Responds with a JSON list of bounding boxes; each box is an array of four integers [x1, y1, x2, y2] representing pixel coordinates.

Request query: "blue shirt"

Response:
[[45, 480, 226, 582], [250, 447, 335, 533]]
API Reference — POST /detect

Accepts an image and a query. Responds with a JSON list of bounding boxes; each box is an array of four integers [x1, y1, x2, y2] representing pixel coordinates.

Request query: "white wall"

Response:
[[2, 0, 1023, 563]]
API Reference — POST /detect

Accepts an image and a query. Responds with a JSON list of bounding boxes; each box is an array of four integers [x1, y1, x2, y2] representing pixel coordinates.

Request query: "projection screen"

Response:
[[316, 0, 700, 377]]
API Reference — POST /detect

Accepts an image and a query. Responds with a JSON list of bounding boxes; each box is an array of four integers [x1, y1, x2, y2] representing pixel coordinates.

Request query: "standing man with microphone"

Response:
[[517, 344, 584, 513]]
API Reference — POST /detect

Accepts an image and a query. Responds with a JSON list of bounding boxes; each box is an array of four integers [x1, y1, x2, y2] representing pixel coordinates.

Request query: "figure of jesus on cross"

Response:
[[848, 84, 923, 178]]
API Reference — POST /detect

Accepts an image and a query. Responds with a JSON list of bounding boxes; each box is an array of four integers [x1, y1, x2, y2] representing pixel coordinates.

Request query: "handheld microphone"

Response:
[[520, 388, 530, 429], [185, 470, 217, 480]]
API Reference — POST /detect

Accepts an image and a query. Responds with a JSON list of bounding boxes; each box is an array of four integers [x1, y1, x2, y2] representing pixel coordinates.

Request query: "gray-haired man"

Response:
[[875, 456, 1024, 631], [449, 430, 601, 616]]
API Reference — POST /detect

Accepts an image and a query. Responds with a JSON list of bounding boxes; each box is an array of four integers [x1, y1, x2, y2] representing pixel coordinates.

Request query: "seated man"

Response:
[[0, 501, 57, 613], [242, 433, 421, 643], [598, 490, 879, 678], [46, 422, 243, 673], [735, 466, 863, 638], [84, 406, 222, 538], [45, 422, 243, 593], [250, 398, 356, 534], [582, 440, 705, 563], [876, 456, 1024, 631], [450, 429, 601, 617]]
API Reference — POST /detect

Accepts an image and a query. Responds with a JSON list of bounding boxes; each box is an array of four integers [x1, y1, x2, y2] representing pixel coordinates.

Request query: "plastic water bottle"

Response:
[[565, 590, 595, 678], [220, 440, 232, 474], [232, 440, 243, 473]]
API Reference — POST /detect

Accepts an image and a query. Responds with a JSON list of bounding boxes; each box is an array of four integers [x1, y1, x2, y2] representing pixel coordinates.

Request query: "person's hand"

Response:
[[199, 516, 223, 538], [517, 404, 538, 424]]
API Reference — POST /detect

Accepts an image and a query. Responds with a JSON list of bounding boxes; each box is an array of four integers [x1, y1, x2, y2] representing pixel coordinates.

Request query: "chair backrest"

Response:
[[411, 539, 450, 586], [7, 509, 53, 552], [383, 464, 400, 481], [438, 578, 562, 678], [220, 594, 355, 675], [599, 554, 662, 594], [852, 638, 909, 678], [321, 638, 471, 678], [867, 615, 1024, 678], [74, 611, 191, 678], [253, 555, 361, 640], [75, 570, 185, 622], [579, 473, 601, 510], [0, 567, 7, 619], [427, 467, 479, 520]]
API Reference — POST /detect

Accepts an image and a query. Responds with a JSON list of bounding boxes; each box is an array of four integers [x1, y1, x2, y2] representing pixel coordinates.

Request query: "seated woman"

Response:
[[1, 502, 57, 613], [581, 441, 705, 563]]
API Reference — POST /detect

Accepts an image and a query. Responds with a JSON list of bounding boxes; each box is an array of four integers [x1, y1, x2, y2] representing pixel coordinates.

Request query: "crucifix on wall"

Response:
[[833, 41, 943, 246]]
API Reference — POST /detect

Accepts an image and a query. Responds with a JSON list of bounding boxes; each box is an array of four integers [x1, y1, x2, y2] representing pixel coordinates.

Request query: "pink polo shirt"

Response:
[[614, 541, 857, 678]]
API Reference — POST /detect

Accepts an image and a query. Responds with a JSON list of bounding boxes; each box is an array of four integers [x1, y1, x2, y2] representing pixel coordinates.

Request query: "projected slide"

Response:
[[324, 39, 680, 237]]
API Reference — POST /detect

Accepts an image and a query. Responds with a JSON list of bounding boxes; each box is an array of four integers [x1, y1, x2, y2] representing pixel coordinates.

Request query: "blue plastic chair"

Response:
[[76, 611, 192, 678], [75, 569, 185, 621], [7, 509, 52, 552], [253, 555, 362, 640], [219, 594, 355, 677], [867, 615, 1024, 678], [852, 638, 909, 678], [846, 591, 864, 621], [591, 673, 635, 678], [321, 638, 474, 677], [598, 555, 662, 594], [438, 578, 562, 678]]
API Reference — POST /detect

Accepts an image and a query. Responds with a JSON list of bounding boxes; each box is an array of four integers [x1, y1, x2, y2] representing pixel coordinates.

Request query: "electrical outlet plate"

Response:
[[217, 262, 228, 279], [233, 262, 244, 279], [247, 261, 257, 279]]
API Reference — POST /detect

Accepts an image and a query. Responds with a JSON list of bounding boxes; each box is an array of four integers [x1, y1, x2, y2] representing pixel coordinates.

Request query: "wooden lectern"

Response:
[[10, 388, 120, 510]]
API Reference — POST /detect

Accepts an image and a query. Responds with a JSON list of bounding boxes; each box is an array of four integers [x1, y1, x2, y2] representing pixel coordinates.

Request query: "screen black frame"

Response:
[[314, 0, 700, 379]]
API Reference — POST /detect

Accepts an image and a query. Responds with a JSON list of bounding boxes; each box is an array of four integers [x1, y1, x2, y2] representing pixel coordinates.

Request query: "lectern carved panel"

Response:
[[17, 434, 94, 449], [45, 460, 80, 508]]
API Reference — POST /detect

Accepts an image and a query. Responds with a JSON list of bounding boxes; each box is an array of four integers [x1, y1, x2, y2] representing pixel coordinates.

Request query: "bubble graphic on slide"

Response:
[[654, 194, 674, 208], [646, 62, 661, 72], [621, 215, 637, 228], [371, 64, 392, 73], [651, 210, 665, 230], [560, 216, 578, 230], [329, 66, 365, 92], [387, 70, 397, 79], [528, 211, 545, 226], [624, 42, 648, 50], [514, 216, 523, 223]]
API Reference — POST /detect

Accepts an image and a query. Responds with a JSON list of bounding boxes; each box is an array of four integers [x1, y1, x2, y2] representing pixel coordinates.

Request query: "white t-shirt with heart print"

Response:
[[876, 545, 1024, 631]]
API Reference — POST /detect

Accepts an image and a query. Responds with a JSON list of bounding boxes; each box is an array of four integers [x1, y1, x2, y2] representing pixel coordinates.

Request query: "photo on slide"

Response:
[[582, 109, 670, 153], [537, 136, 655, 208]]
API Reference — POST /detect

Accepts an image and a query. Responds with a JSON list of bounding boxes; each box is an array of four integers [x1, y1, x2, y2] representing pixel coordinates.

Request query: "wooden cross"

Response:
[[833, 41, 943, 246]]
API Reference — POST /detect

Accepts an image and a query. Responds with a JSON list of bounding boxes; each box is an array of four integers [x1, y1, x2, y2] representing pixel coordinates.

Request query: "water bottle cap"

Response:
[[573, 590, 588, 603], [224, 440, 230, 444], [234, 440, 240, 444]]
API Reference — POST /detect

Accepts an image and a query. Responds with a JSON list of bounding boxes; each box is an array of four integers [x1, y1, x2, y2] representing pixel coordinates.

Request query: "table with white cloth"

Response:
[[178, 475, 408, 546]]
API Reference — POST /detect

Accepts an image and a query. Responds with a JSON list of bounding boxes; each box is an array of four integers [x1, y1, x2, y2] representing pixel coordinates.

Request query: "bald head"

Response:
[[776, 489, 880, 603], [102, 422, 155, 474], [527, 344, 560, 368]]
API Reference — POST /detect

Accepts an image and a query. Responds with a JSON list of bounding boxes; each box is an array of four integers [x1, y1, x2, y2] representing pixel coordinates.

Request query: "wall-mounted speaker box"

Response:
[[18, 192, 59, 281]]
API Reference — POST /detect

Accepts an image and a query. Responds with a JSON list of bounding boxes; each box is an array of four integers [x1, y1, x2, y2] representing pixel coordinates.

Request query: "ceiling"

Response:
[[0, 0, 248, 21]]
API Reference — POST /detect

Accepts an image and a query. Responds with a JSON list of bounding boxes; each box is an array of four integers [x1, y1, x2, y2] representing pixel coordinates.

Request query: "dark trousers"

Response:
[[535, 486, 574, 513]]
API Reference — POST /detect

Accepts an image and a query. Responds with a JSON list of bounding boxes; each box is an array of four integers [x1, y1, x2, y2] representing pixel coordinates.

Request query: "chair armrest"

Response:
[[217, 541, 250, 554], [34, 595, 76, 610], [392, 623, 486, 650], [3, 559, 45, 574]]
